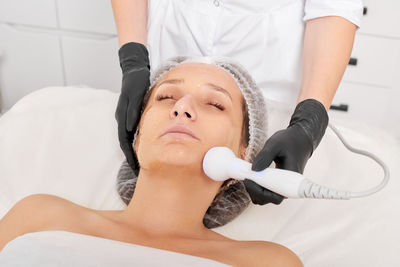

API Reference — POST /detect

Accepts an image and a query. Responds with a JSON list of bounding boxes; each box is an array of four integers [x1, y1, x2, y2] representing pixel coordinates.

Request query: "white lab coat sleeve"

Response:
[[303, 0, 364, 29]]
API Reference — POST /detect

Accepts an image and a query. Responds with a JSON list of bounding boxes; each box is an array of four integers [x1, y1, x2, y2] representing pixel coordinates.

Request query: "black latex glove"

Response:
[[115, 42, 150, 175], [244, 98, 329, 205]]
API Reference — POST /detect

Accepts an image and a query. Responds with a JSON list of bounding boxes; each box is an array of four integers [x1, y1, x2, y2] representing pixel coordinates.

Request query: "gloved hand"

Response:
[[244, 98, 329, 205], [115, 42, 150, 175]]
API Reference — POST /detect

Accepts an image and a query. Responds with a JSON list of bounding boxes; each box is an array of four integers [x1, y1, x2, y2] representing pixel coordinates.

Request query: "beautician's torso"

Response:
[[13, 194, 298, 267], [148, 0, 307, 105]]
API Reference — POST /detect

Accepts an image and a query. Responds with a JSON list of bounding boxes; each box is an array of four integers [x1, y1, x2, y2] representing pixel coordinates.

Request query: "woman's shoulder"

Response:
[[18, 193, 88, 213], [230, 239, 304, 267], [7, 194, 92, 233], [0, 194, 81, 250], [16, 193, 76, 206]]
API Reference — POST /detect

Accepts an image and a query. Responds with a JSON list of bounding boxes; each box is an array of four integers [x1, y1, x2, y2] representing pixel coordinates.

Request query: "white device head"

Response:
[[203, 146, 254, 182], [202, 147, 235, 181]]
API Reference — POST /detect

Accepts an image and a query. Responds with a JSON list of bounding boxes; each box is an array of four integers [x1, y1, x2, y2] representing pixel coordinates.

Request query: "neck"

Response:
[[117, 163, 221, 239]]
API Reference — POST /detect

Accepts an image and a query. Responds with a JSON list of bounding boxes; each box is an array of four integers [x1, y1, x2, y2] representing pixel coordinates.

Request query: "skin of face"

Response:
[[117, 62, 248, 239], [134, 62, 247, 173]]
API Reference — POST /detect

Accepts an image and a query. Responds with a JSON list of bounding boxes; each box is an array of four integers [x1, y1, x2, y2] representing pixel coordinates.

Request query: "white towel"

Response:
[[0, 231, 231, 267]]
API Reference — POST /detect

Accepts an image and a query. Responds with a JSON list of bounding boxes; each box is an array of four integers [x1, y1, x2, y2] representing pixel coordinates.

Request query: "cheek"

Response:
[[134, 108, 165, 154], [139, 109, 163, 138], [203, 116, 241, 153]]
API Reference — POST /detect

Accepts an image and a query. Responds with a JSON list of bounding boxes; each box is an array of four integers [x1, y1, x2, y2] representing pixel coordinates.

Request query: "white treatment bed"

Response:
[[0, 86, 399, 266]]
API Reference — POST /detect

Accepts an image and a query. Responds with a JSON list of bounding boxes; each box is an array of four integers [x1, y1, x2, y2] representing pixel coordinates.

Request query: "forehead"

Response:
[[156, 63, 242, 98]]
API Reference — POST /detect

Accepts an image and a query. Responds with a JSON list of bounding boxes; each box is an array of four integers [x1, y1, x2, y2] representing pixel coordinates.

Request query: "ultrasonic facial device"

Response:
[[203, 122, 390, 200]]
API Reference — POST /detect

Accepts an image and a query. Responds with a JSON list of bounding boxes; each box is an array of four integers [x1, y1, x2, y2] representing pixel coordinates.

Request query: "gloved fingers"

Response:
[[121, 135, 138, 172], [115, 94, 128, 123], [124, 68, 150, 132], [129, 150, 140, 176], [117, 116, 137, 170], [126, 99, 140, 132], [251, 136, 280, 172], [243, 179, 285, 205], [277, 154, 306, 174], [276, 155, 297, 172]]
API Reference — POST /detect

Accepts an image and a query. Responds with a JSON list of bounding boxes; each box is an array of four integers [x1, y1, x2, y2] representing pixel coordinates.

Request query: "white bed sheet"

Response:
[[0, 86, 399, 266], [0, 230, 230, 267]]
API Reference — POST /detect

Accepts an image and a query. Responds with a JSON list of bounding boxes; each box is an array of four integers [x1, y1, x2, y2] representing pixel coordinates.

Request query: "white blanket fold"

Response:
[[0, 231, 230, 267]]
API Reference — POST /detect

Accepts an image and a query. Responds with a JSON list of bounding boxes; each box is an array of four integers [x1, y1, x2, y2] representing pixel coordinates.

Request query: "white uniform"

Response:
[[146, 0, 363, 106]]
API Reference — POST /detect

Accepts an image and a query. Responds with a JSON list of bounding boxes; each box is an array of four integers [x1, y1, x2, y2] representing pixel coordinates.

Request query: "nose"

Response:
[[169, 95, 197, 120]]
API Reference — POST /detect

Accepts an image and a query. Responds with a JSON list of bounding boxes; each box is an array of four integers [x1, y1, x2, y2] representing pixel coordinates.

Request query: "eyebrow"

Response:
[[156, 78, 233, 102]]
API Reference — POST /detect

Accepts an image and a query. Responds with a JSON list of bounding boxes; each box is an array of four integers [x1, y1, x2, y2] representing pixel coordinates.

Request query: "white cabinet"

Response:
[[0, 0, 58, 28], [358, 0, 400, 38], [0, 23, 64, 111], [62, 36, 121, 91], [342, 35, 400, 88], [0, 0, 119, 113], [330, 2, 400, 140], [57, 0, 117, 35], [329, 82, 400, 137]]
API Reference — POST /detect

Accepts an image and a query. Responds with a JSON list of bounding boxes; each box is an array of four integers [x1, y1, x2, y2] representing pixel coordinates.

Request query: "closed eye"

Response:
[[156, 94, 174, 101], [156, 94, 225, 111], [207, 101, 225, 111]]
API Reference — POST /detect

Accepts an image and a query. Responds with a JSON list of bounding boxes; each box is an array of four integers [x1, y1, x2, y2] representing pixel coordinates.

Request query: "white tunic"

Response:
[[146, 0, 363, 105], [0, 231, 231, 266]]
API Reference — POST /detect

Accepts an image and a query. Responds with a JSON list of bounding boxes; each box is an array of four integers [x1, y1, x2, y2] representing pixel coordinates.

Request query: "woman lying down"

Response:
[[0, 56, 303, 266]]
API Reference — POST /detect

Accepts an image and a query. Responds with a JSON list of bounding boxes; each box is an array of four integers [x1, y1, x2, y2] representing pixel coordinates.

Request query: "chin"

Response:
[[140, 145, 202, 168], [162, 147, 200, 163]]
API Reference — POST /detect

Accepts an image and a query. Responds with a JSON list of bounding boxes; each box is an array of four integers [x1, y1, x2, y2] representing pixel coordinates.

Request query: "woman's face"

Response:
[[134, 62, 247, 171]]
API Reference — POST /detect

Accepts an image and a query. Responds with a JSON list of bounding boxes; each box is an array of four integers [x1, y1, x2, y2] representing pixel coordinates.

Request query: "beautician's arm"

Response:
[[111, 0, 148, 48], [111, 0, 151, 173], [244, 16, 357, 205], [297, 16, 357, 111]]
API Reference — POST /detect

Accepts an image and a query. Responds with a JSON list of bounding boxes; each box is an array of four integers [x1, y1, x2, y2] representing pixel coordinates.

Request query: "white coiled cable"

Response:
[[298, 122, 390, 199]]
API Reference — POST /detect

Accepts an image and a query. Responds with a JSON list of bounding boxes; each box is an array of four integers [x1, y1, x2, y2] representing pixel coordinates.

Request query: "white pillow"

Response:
[[0, 86, 126, 214], [1, 86, 399, 266]]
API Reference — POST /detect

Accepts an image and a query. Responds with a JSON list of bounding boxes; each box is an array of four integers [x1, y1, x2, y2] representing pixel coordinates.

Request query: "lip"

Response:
[[161, 125, 199, 140]]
